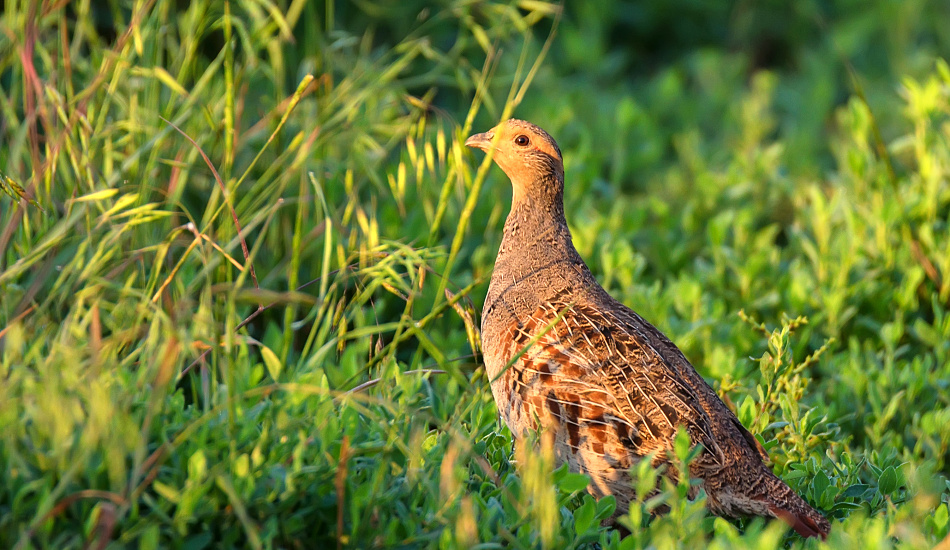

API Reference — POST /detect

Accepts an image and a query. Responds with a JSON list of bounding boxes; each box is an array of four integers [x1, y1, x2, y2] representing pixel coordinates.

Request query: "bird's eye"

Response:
[[514, 135, 530, 146]]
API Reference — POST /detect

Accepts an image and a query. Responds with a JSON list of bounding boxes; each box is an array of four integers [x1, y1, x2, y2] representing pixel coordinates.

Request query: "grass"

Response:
[[1, 0, 950, 548]]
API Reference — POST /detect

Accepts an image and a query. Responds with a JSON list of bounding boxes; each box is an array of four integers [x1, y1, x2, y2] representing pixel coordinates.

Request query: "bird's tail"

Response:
[[763, 474, 831, 539]]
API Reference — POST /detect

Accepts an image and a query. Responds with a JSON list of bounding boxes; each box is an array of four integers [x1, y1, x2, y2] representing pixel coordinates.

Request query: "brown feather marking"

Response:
[[589, 423, 607, 455], [545, 391, 559, 417], [562, 396, 582, 447]]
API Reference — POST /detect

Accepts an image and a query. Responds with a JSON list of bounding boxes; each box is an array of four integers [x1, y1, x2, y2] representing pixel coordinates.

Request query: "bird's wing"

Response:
[[504, 296, 724, 466], [608, 304, 774, 465]]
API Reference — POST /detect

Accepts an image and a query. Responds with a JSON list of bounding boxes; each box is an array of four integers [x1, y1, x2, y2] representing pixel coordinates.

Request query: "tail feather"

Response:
[[768, 504, 829, 539], [765, 475, 831, 540]]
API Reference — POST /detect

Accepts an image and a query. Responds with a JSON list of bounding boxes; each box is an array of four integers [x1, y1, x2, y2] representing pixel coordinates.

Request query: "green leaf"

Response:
[[932, 503, 948, 531], [234, 453, 250, 478], [139, 525, 160, 550], [188, 450, 208, 482], [153, 480, 180, 503], [674, 427, 692, 462], [811, 469, 830, 499], [840, 484, 870, 499], [820, 485, 838, 509], [261, 345, 282, 381], [573, 497, 596, 534], [878, 466, 898, 495], [784, 469, 807, 480], [831, 501, 863, 512], [738, 395, 756, 426], [72, 188, 119, 202], [558, 472, 590, 493], [764, 421, 789, 431], [595, 495, 616, 520]]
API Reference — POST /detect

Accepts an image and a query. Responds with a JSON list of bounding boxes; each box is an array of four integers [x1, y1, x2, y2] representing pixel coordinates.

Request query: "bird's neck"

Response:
[[483, 175, 598, 326], [501, 186, 568, 248], [493, 175, 585, 276]]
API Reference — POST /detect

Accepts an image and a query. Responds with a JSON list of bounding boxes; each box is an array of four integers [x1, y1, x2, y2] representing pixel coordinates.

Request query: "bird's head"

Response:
[[465, 119, 564, 204]]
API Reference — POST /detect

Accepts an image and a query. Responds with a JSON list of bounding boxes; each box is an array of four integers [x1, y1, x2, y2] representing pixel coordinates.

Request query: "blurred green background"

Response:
[[1, 0, 949, 548]]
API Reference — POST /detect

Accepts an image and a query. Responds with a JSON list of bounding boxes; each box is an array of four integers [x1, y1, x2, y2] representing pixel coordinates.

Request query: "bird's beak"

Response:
[[464, 131, 493, 151]]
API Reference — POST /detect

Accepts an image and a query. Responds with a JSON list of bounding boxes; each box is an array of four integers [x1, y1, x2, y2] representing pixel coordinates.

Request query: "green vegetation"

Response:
[[1, 0, 949, 548]]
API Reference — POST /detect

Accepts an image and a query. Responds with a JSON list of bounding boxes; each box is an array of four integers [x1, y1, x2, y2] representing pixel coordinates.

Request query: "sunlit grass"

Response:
[[1, 1, 949, 549]]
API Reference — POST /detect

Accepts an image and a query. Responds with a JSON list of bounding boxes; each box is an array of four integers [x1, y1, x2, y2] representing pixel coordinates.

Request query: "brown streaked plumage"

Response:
[[465, 119, 831, 539]]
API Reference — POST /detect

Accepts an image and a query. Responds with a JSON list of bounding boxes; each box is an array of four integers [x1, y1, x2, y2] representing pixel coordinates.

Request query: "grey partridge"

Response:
[[465, 119, 831, 539]]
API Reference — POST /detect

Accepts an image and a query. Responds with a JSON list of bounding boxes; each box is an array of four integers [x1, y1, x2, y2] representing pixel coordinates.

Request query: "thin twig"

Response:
[[346, 369, 449, 394], [335, 436, 350, 550], [0, 305, 35, 339]]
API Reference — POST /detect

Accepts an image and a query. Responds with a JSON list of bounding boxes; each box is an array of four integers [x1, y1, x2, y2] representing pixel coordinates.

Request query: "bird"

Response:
[[464, 118, 831, 539]]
